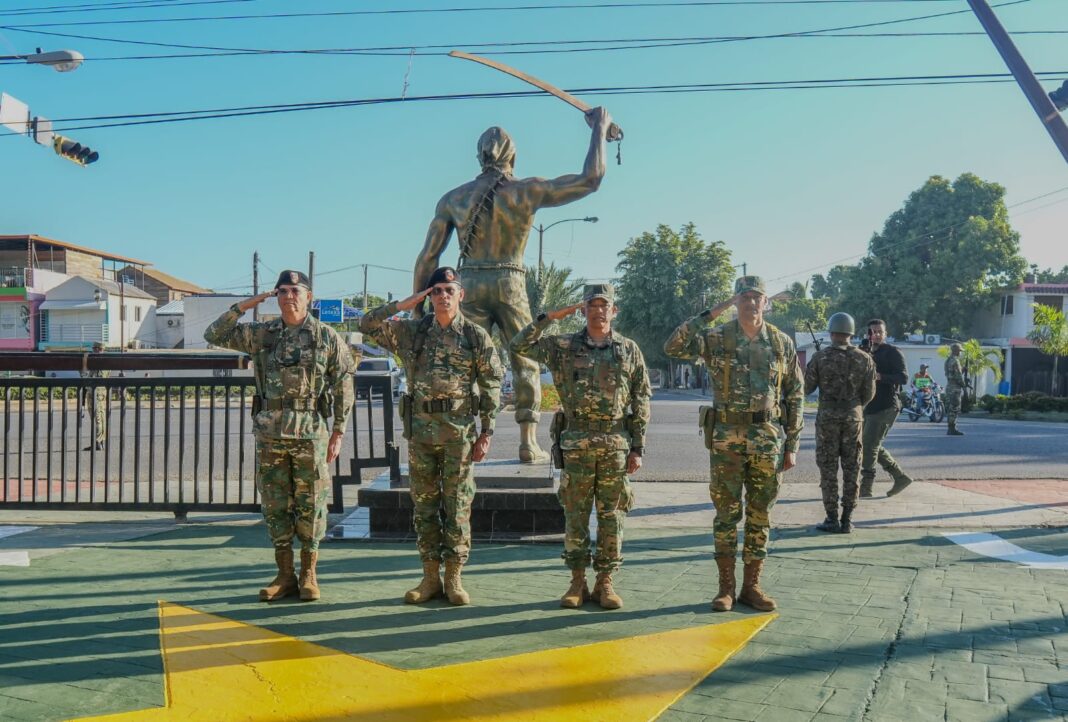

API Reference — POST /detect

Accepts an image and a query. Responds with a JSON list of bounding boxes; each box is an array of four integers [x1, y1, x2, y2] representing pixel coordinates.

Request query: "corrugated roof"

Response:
[[78, 276, 156, 301], [0, 234, 149, 265], [126, 266, 210, 294], [156, 299, 185, 315], [1020, 283, 1068, 294]]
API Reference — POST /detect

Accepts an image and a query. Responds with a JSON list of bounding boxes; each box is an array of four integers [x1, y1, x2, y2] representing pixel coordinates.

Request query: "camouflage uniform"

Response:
[[511, 315, 651, 573], [665, 311, 804, 563], [204, 307, 355, 552], [360, 303, 502, 564], [83, 369, 108, 447], [945, 355, 965, 426], [804, 344, 875, 516]]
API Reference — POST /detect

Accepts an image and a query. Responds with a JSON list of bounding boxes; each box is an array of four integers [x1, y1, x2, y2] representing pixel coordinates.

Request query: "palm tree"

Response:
[[525, 263, 585, 333], [939, 339, 1003, 403], [1027, 304, 1068, 396]]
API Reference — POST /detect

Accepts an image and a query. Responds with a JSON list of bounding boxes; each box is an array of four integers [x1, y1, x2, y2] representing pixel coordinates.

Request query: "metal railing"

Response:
[[0, 267, 26, 289], [1, 374, 398, 515]]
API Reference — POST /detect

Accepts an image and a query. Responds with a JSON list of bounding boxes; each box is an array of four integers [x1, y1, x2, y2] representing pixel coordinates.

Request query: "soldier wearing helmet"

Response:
[[804, 313, 876, 534], [944, 342, 966, 435]]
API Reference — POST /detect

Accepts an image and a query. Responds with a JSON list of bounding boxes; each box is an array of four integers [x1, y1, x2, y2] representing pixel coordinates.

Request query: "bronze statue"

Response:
[[414, 107, 613, 462]]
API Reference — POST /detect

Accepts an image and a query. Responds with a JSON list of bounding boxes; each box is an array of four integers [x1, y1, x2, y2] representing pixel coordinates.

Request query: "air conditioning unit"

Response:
[[167, 319, 175, 327], [924, 334, 941, 345]]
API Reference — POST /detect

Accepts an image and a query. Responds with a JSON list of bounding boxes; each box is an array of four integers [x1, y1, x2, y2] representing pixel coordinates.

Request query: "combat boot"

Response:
[[560, 568, 590, 609], [859, 475, 874, 498], [443, 559, 470, 606], [947, 423, 964, 436], [404, 561, 442, 604], [592, 572, 624, 610], [259, 547, 298, 602], [299, 549, 320, 602], [815, 502, 841, 533], [839, 506, 855, 534], [737, 560, 777, 612], [886, 471, 913, 498], [712, 557, 736, 612], [518, 421, 549, 464]]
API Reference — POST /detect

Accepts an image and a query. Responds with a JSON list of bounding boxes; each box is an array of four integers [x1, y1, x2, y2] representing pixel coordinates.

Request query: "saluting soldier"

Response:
[[360, 267, 503, 606], [804, 313, 875, 534], [511, 283, 651, 610], [945, 342, 966, 436], [665, 276, 804, 613], [205, 270, 355, 603], [82, 341, 108, 452]]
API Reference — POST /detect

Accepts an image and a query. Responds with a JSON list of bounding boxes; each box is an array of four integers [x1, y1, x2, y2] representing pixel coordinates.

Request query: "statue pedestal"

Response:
[[349, 459, 564, 541]]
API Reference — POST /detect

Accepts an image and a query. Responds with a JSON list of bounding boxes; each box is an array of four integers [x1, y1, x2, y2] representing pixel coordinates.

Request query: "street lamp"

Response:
[[536, 216, 598, 284], [0, 49, 84, 72]]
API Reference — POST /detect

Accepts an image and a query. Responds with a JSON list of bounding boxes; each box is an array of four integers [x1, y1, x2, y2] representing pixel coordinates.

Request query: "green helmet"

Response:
[[827, 312, 855, 335], [950, 343, 963, 353]]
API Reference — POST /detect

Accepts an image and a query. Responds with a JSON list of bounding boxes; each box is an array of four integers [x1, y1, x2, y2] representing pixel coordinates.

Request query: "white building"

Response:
[[38, 275, 157, 351]]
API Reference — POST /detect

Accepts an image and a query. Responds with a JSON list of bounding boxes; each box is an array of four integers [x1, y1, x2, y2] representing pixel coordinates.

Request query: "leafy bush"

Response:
[[540, 383, 561, 412], [978, 392, 1068, 414]]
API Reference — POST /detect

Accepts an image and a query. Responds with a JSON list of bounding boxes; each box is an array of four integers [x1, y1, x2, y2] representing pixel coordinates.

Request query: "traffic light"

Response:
[[1050, 80, 1068, 112], [52, 135, 99, 166]]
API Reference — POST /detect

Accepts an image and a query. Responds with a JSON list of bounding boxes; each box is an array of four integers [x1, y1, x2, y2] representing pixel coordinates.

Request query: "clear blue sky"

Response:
[[1, 0, 1065, 303]]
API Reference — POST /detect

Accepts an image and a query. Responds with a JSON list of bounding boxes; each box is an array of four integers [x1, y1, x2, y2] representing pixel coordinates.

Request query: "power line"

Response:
[[3, 70, 1064, 138], [0, 0, 1035, 54], [4, 29, 1067, 64], [0, 0, 254, 18], [317, 263, 413, 278]]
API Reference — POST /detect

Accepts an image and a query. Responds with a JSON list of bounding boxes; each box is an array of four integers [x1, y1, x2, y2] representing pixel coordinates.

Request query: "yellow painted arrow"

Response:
[[74, 601, 774, 722]]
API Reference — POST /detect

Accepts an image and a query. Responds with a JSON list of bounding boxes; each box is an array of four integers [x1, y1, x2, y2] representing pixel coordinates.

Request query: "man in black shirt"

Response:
[[860, 319, 913, 498]]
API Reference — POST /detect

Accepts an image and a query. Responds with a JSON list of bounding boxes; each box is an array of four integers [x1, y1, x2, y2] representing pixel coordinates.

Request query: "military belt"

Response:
[[818, 398, 863, 411], [262, 397, 316, 412], [566, 417, 626, 433], [714, 407, 780, 425], [420, 397, 471, 414]]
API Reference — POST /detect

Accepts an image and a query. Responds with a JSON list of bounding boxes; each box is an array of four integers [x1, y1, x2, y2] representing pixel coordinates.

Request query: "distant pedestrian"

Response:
[[804, 313, 875, 534], [82, 342, 108, 452], [945, 343, 966, 436]]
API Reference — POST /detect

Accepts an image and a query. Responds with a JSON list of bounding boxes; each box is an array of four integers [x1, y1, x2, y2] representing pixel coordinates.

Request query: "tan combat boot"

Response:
[[404, 561, 442, 604], [592, 572, 623, 610], [518, 421, 549, 464], [443, 559, 470, 606], [560, 568, 590, 609], [712, 557, 736, 612], [298, 549, 320, 602], [737, 560, 777, 611], [259, 547, 298, 602]]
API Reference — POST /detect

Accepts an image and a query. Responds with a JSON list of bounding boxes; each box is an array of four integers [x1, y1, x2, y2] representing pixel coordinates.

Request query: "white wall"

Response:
[[153, 314, 184, 349], [184, 295, 281, 351]]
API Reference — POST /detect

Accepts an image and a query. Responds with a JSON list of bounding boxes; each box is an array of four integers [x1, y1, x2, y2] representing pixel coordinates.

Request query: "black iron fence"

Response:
[[1, 374, 399, 516]]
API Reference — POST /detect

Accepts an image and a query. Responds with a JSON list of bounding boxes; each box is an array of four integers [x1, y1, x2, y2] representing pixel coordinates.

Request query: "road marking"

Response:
[[0, 526, 36, 567], [73, 601, 774, 721], [943, 532, 1068, 570]]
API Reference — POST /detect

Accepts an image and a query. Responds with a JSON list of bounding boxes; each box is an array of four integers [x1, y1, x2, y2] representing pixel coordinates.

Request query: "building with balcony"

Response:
[[117, 265, 211, 306], [38, 276, 156, 351]]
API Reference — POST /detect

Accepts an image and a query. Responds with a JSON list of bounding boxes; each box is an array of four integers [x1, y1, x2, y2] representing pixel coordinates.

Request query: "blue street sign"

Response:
[[318, 299, 343, 324]]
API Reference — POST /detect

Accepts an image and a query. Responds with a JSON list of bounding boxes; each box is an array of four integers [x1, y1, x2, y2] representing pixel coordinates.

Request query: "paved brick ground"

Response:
[[1, 516, 1065, 721]]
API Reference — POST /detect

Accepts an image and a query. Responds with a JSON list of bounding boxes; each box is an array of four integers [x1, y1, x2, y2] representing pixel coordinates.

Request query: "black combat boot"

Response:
[[947, 423, 964, 436], [839, 506, 855, 534], [815, 502, 841, 533]]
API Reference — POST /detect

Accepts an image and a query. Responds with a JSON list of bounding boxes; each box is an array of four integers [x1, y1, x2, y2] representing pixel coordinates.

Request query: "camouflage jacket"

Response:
[[945, 356, 965, 388], [664, 313, 805, 453], [360, 302, 502, 445], [804, 343, 876, 421], [511, 317, 651, 452], [204, 305, 355, 441]]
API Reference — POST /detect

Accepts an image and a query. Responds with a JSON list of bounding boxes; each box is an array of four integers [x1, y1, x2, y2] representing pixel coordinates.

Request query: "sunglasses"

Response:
[[431, 285, 460, 297]]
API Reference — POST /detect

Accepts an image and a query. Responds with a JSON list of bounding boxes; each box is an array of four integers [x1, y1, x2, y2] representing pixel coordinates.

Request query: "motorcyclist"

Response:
[[910, 364, 934, 413]]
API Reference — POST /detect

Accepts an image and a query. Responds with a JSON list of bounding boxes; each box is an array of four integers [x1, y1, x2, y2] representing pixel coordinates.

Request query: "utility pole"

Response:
[[308, 251, 315, 291], [967, 0, 1068, 165], [252, 251, 259, 322], [362, 264, 369, 311]]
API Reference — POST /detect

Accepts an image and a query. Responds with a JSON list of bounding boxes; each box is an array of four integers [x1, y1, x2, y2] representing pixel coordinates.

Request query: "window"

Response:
[[1001, 295, 1014, 316], [134, 306, 142, 322], [121, 305, 127, 321]]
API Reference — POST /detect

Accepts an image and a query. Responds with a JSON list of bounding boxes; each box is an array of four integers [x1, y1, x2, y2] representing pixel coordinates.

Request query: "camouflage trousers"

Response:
[[946, 385, 963, 425], [708, 423, 783, 563], [861, 406, 907, 486], [255, 437, 330, 552], [87, 390, 107, 444], [559, 447, 634, 573], [408, 439, 475, 564], [460, 266, 540, 424], [815, 414, 863, 511]]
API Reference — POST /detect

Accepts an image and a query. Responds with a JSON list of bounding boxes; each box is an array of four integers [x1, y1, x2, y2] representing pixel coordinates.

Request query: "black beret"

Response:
[[275, 270, 311, 290], [426, 266, 462, 289]]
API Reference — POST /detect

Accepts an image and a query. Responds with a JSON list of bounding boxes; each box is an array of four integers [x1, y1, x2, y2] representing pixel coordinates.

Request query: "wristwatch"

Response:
[[480, 428, 495, 437], [630, 447, 644, 457], [536, 312, 548, 323]]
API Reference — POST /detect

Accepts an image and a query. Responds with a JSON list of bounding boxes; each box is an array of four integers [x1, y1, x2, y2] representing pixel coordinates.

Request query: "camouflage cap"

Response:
[[583, 282, 615, 303], [274, 270, 311, 290], [734, 275, 767, 295], [426, 266, 462, 289]]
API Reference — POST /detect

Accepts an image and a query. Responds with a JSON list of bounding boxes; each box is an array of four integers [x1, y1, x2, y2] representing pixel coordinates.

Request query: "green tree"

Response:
[[1034, 265, 1068, 283], [615, 222, 734, 376], [837, 174, 1027, 337], [810, 265, 852, 305], [938, 340, 1003, 406], [766, 295, 828, 340], [525, 263, 585, 334], [1027, 303, 1068, 396]]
